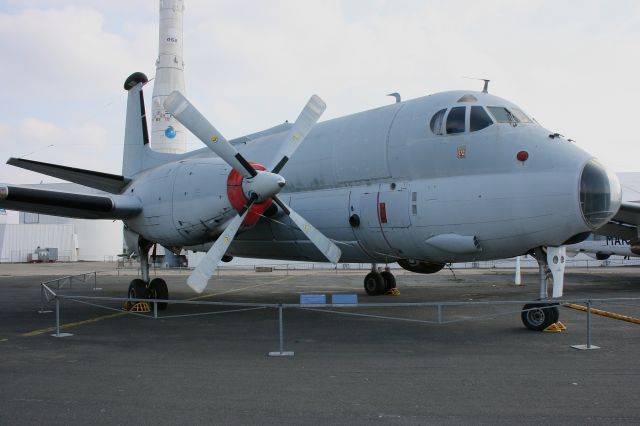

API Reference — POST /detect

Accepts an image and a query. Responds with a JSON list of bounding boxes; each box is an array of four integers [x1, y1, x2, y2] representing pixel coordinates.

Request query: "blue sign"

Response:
[[331, 294, 358, 305], [164, 126, 176, 139], [300, 294, 326, 305]]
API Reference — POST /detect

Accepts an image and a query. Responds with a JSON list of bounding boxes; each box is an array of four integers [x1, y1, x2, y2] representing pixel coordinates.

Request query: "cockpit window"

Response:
[[509, 108, 532, 123], [487, 107, 517, 123], [446, 106, 466, 134], [430, 108, 446, 135], [487, 106, 534, 125], [469, 106, 493, 132]]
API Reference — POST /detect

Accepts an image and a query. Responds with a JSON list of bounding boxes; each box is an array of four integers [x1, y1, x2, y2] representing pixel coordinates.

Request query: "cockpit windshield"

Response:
[[509, 108, 532, 123], [487, 106, 533, 124]]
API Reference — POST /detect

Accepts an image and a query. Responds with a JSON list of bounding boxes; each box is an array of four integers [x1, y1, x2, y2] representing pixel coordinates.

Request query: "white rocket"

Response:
[[151, 0, 187, 154]]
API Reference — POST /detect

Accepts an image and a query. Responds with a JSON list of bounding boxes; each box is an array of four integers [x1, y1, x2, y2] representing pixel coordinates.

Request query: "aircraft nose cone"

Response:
[[579, 159, 622, 229]]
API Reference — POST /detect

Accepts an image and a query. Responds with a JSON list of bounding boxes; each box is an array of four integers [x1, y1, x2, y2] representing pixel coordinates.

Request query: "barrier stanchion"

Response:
[[51, 298, 73, 338], [572, 299, 600, 350], [269, 305, 294, 357]]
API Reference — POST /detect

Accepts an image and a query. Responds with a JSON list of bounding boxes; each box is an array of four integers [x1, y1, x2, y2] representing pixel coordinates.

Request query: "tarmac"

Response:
[[1, 262, 640, 425]]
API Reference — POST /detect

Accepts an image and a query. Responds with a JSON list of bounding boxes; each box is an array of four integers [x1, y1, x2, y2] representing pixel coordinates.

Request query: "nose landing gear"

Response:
[[520, 247, 565, 331], [521, 303, 560, 331]]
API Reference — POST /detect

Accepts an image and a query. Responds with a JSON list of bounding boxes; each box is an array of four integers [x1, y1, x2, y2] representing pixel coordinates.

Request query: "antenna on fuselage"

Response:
[[387, 92, 401, 103], [463, 77, 490, 93]]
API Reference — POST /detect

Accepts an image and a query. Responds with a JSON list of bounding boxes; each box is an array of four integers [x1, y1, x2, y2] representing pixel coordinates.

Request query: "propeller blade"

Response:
[[270, 95, 326, 174], [164, 91, 257, 178], [272, 195, 341, 264], [187, 211, 247, 293], [187, 195, 258, 292]]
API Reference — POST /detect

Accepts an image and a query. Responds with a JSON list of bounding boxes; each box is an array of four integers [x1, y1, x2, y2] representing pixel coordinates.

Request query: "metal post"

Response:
[[571, 299, 599, 350], [52, 298, 72, 338], [269, 305, 294, 356], [437, 304, 442, 324], [515, 256, 522, 285], [154, 301, 158, 319], [56, 298, 60, 334], [587, 300, 592, 348], [278, 305, 284, 352]]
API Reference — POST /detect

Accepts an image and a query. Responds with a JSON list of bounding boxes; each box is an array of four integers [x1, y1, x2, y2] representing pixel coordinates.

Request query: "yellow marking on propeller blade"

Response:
[[303, 223, 310, 232], [211, 135, 218, 142], [223, 236, 231, 244], [292, 132, 301, 141]]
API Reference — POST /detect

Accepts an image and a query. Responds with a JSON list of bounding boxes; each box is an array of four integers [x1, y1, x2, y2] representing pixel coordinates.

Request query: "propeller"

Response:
[[165, 92, 341, 292], [164, 91, 257, 179], [188, 195, 257, 292]]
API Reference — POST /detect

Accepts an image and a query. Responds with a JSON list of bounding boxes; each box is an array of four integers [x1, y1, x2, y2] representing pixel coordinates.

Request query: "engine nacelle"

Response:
[[397, 259, 445, 274]]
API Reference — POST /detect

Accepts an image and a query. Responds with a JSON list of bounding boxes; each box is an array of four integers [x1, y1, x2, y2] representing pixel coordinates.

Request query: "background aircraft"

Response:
[[567, 235, 638, 260]]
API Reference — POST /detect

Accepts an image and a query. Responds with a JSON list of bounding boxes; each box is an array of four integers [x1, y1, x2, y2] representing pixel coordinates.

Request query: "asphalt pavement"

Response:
[[1, 264, 640, 425]]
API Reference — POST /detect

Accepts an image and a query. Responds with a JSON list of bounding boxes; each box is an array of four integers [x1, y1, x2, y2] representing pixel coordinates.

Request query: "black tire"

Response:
[[521, 303, 559, 331], [364, 272, 386, 295], [128, 278, 149, 303], [380, 271, 396, 290], [149, 278, 169, 310]]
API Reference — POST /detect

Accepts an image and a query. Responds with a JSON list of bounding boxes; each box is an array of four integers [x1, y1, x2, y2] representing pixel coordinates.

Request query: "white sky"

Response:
[[0, 0, 639, 184]]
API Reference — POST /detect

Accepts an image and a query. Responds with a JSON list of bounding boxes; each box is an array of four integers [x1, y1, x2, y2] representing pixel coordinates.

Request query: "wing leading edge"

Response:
[[0, 185, 141, 220]]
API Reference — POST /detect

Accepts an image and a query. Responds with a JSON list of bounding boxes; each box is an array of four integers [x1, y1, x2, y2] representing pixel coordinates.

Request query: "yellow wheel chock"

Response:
[[543, 321, 567, 333], [385, 288, 401, 296], [128, 302, 151, 313]]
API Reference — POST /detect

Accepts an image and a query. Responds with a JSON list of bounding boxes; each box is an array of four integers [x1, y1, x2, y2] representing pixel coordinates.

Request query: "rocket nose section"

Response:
[[579, 159, 622, 229]]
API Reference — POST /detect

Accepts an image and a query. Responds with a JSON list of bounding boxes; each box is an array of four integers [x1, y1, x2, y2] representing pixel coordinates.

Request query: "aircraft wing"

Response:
[[6, 158, 130, 194], [596, 201, 640, 241], [0, 184, 142, 220]]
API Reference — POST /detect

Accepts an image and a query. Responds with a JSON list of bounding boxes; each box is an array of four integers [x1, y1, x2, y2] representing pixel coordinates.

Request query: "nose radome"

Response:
[[579, 159, 622, 229]]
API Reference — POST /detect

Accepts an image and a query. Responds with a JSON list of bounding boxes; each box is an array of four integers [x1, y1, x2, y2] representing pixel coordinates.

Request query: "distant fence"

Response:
[[111, 256, 640, 274]]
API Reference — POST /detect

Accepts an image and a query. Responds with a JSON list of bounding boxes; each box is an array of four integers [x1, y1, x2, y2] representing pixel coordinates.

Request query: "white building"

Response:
[[0, 184, 123, 263]]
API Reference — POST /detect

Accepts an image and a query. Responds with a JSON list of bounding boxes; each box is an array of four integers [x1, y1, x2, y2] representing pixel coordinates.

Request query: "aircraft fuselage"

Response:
[[124, 90, 621, 264]]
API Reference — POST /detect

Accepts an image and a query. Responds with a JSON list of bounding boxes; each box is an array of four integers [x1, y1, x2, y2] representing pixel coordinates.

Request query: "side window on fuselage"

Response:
[[446, 106, 466, 134], [430, 108, 447, 135], [470, 106, 493, 132]]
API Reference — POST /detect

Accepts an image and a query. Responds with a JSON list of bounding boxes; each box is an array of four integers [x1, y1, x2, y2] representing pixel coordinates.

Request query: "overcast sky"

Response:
[[0, 0, 638, 185]]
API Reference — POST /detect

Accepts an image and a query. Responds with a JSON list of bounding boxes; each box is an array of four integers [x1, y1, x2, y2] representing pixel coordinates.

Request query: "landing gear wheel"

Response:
[[364, 272, 386, 296], [380, 271, 396, 291], [127, 278, 149, 308], [149, 278, 169, 310], [521, 303, 559, 331]]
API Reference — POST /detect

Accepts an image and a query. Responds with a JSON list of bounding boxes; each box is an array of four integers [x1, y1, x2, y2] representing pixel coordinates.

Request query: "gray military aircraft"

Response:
[[0, 72, 630, 330]]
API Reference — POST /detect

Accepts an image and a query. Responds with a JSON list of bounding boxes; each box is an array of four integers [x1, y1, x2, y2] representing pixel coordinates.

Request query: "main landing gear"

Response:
[[520, 247, 565, 331], [363, 265, 396, 296], [127, 239, 169, 310]]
